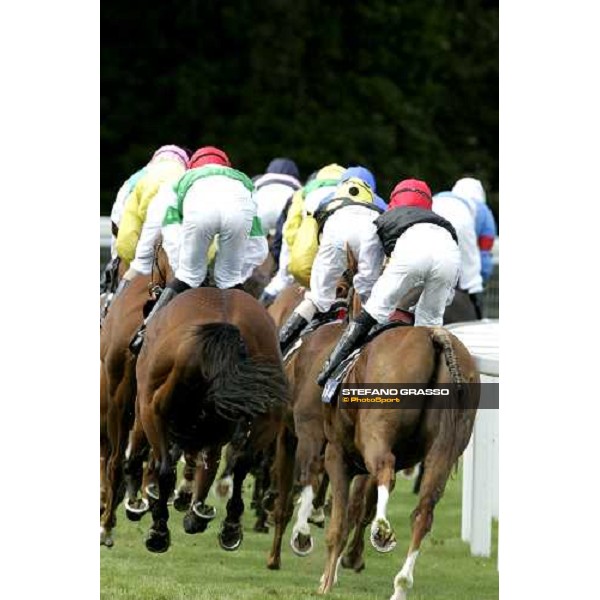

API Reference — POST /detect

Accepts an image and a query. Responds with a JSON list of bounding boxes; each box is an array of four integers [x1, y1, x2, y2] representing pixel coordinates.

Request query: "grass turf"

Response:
[[101, 468, 498, 600]]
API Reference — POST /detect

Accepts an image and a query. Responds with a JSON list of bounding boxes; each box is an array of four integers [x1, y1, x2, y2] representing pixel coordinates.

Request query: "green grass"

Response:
[[101, 470, 498, 600]]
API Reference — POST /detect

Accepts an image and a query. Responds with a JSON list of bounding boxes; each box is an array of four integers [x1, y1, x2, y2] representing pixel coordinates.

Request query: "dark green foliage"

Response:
[[101, 1, 498, 222]]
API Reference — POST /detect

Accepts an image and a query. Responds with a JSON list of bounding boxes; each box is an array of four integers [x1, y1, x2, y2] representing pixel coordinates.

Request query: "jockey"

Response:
[[452, 177, 497, 283], [432, 188, 484, 318], [253, 158, 301, 234], [258, 165, 344, 306], [316, 179, 460, 386], [129, 146, 264, 354], [100, 164, 148, 294], [278, 176, 384, 353], [115, 145, 189, 267]]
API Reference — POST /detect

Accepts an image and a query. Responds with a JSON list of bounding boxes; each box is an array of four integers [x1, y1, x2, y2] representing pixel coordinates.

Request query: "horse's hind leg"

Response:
[[252, 451, 272, 533], [100, 378, 134, 547], [182, 447, 220, 534], [218, 447, 252, 551], [173, 451, 197, 512], [389, 453, 455, 600], [342, 474, 377, 572], [145, 451, 176, 553], [290, 425, 323, 556], [123, 417, 150, 521], [363, 443, 397, 553], [267, 427, 297, 570], [309, 469, 329, 528], [318, 442, 351, 594]]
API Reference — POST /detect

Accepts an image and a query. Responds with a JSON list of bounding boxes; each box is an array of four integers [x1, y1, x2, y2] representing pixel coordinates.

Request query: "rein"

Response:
[[149, 242, 167, 299]]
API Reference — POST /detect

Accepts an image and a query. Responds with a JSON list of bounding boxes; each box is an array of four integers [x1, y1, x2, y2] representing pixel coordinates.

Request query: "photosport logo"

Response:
[[339, 383, 498, 409]]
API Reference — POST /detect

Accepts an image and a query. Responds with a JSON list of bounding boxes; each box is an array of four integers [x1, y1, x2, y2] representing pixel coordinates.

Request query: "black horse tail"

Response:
[[428, 327, 473, 461], [176, 323, 289, 422]]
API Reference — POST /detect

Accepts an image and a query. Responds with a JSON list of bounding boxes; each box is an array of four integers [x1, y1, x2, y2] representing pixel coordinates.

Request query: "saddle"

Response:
[[282, 301, 349, 363], [321, 310, 414, 405]]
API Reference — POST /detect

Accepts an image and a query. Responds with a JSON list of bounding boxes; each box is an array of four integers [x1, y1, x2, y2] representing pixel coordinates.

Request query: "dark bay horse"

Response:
[[135, 287, 288, 553], [318, 326, 479, 598]]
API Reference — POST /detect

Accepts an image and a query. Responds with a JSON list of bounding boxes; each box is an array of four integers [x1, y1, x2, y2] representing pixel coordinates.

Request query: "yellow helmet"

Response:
[[333, 177, 375, 204], [316, 163, 345, 181]]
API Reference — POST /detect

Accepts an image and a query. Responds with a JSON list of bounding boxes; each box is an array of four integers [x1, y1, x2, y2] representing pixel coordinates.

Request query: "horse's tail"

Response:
[[428, 327, 471, 461], [176, 323, 288, 422]]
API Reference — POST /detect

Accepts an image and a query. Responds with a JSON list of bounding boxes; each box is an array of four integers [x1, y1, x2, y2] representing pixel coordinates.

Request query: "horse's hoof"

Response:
[[290, 531, 314, 556], [145, 527, 171, 553], [183, 511, 209, 534], [125, 497, 150, 521], [192, 502, 217, 520], [218, 521, 243, 551], [266, 556, 281, 570], [370, 518, 397, 553], [100, 527, 114, 548], [341, 554, 365, 573], [173, 490, 192, 513]]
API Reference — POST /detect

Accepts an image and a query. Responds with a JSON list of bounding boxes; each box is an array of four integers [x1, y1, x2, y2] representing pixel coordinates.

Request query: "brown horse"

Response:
[[135, 287, 288, 553], [265, 272, 357, 569], [318, 326, 479, 598], [100, 248, 170, 546]]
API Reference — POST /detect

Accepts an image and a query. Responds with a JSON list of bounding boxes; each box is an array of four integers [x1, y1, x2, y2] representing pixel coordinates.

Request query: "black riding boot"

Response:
[[469, 292, 484, 320], [316, 310, 377, 386], [129, 279, 190, 355], [278, 312, 309, 354]]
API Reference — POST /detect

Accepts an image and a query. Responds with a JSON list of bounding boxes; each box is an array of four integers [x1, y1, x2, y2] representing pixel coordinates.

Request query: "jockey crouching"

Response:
[[278, 176, 385, 353], [103, 145, 189, 312], [316, 179, 461, 386], [129, 146, 263, 355]]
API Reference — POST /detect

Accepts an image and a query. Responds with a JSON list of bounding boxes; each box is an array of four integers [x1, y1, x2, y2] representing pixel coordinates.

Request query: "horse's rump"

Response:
[[171, 321, 288, 423]]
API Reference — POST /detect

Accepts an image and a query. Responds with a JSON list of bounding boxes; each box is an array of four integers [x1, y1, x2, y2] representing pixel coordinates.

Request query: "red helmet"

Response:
[[190, 146, 231, 169], [389, 179, 432, 210]]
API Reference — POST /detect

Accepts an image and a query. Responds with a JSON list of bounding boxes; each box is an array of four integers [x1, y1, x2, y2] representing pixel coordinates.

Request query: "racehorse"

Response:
[[318, 325, 479, 598], [135, 286, 288, 553], [100, 248, 170, 546]]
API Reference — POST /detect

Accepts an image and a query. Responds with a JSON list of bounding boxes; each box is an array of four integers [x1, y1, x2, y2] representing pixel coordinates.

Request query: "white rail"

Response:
[[447, 320, 499, 563]]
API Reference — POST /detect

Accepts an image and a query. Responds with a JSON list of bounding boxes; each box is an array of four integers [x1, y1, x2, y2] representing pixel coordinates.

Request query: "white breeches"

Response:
[[364, 224, 460, 326], [264, 239, 295, 296], [240, 235, 269, 282], [306, 206, 384, 313], [255, 183, 294, 234], [175, 179, 256, 288]]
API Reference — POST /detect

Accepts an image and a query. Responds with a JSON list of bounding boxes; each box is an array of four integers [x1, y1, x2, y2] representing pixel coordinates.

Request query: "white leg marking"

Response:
[[375, 484, 390, 521], [393, 550, 420, 593], [124, 432, 133, 461], [293, 485, 314, 536]]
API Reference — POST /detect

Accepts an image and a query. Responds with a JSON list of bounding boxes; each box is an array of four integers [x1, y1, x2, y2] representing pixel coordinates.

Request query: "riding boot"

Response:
[[278, 312, 309, 353], [129, 279, 189, 355], [469, 292, 484, 320], [316, 310, 377, 386]]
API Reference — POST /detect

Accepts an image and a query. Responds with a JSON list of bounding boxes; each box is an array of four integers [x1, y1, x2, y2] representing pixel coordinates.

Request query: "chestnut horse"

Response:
[[318, 326, 479, 599], [100, 248, 170, 546], [135, 287, 288, 553]]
